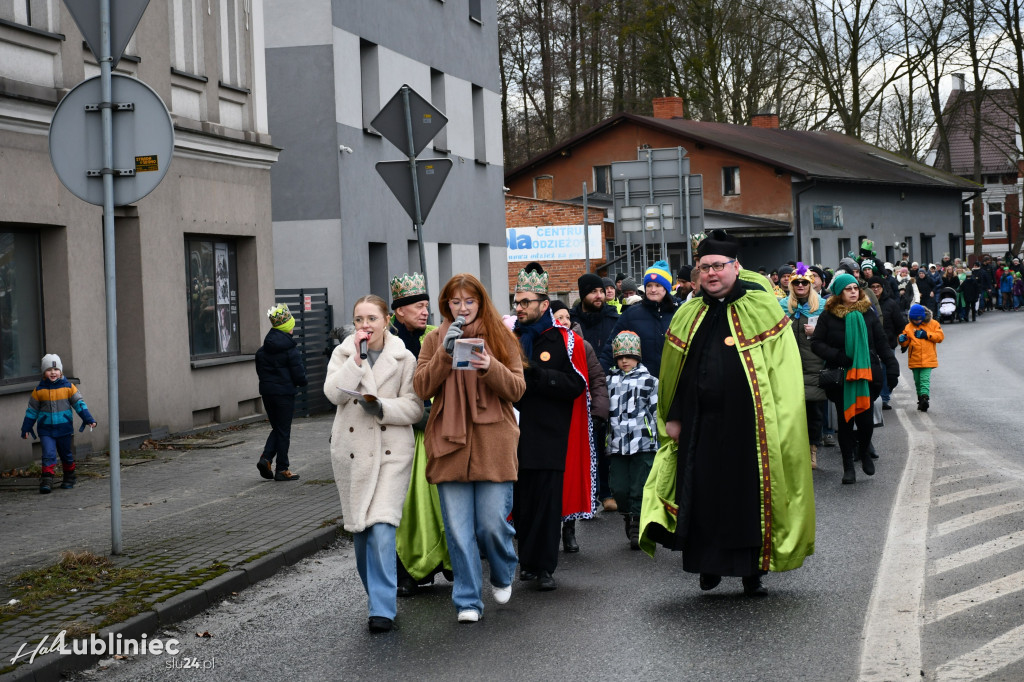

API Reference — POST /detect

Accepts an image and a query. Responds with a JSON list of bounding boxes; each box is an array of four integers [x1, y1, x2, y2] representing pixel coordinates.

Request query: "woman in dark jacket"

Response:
[[781, 266, 826, 469], [598, 261, 679, 377], [811, 274, 898, 485], [255, 303, 307, 481]]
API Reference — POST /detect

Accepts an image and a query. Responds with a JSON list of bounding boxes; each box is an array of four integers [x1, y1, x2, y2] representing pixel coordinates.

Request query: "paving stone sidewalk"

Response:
[[0, 413, 341, 681]]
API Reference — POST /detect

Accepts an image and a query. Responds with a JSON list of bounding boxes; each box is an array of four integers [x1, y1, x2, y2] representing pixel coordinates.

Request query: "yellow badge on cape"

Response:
[[539, 351, 551, 361], [724, 336, 735, 347]]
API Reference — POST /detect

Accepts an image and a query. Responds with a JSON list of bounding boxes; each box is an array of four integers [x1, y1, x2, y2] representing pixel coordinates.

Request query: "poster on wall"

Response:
[[215, 245, 230, 305], [506, 225, 603, 262]]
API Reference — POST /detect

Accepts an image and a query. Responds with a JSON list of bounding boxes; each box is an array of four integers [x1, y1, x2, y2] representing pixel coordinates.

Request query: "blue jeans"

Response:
[[353, 523, 398, 619], [39, 434, 74, 475], [879, 368, 891, 404], [436, 481, 517, 615]]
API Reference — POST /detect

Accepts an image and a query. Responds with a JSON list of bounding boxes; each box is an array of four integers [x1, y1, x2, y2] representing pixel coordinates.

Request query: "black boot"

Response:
[[628, 515, 641, 550], [841, 449, 856, 484], [920, 394, 929, 412], [561, 521, 579, 553], [39, 473, 54, 494], [917, 394, 925, 411], [859, 441, 875, 476], [742, 575, 769, 597], [623, 513, 631, 540], [60, 469, 76, 489]]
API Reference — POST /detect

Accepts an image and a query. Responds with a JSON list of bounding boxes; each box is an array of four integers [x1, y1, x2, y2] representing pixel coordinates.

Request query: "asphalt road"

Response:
[[71, 310, 1024, 682]]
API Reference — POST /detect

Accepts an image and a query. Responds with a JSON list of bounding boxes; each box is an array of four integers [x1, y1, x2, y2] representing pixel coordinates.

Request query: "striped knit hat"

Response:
[[643, 260, 672, 292]]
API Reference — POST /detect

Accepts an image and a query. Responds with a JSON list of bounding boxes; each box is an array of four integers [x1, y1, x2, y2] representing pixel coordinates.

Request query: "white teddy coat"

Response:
[[324, 332, 423, 533]]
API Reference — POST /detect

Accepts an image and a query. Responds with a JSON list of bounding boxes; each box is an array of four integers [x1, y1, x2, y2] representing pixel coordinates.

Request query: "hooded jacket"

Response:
[[899, 308, 944, 368], [255, 328, 307, 396]]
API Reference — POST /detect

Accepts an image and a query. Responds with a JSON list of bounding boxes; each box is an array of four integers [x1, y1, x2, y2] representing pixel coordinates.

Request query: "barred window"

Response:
[[0, 229, 44, 383]]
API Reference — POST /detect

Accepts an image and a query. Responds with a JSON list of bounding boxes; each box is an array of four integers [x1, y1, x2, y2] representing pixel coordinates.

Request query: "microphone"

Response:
[[359, 337, 368, 359], [452, 315, 466, 330]]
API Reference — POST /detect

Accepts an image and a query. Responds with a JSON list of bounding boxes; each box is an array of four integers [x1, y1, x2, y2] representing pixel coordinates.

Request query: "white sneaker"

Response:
[[492, 584, 512, 605], [457, 609, 480, 623]]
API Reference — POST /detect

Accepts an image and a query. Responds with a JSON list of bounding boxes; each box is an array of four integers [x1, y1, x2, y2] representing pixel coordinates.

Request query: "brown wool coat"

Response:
[[413, 326, 525, 484]]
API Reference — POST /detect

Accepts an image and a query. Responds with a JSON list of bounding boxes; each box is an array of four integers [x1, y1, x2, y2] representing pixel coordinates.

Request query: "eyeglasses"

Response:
[[513, 298, 540, 309], [696, 259, 736, 274]]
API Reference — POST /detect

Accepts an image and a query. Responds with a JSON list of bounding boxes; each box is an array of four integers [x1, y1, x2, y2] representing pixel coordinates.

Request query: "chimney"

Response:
[[652, 97, 684, 119], [952, 73, 965, 91], [750, 110, 779, 129]]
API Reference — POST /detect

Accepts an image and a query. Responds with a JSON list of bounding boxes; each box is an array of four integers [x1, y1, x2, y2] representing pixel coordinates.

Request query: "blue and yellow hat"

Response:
[[643, 260, 672, 292]]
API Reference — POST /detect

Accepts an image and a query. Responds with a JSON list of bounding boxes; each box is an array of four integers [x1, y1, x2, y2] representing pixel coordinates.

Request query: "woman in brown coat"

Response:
[[413, 274, 526, 624]]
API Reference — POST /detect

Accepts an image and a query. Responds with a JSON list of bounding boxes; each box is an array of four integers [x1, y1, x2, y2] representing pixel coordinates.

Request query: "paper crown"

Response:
[[389, 272, 428, 309], [516, 262, 548, 294], [690, 231, 708, 254], [612, 331, 642, 359], [267, 303, 292, 327], [790, 261, 812, 282]]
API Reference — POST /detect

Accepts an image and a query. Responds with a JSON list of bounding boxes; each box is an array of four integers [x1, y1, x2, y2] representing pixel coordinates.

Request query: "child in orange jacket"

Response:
[[898, 303, 944, 412]]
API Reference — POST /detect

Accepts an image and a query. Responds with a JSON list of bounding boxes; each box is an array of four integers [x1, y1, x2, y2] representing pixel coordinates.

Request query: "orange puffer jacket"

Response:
[[898, 312, 944, 368]]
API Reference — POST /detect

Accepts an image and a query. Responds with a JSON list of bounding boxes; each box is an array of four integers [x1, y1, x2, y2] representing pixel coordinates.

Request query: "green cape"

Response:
[[640, 276, 816, 572]]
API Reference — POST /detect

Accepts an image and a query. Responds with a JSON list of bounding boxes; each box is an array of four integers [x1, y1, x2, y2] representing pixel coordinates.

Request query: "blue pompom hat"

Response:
[[909, 303, 927, 322], [643, 260, 673, 292]]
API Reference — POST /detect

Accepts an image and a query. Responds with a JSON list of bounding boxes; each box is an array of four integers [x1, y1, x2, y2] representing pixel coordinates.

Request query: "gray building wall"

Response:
[[264, 1, 507, 322], [796, 184, 965, 267], [0, 1, 277, 469]]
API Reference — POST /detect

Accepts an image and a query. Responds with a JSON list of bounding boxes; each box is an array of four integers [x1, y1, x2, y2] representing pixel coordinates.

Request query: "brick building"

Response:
[[505, 196, 608, 303], [507, 97, 977, 274]]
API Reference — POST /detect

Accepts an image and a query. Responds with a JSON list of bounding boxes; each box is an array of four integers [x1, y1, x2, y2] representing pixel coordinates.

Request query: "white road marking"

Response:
[[930, 531, 1024, 575], [933, 500, 1024, 537], [933, 622, 1024, 681], [923, 569, 1024, 624], [858, 415, 933, 681], [932, 471, 987, 488], [933, 481, 1017, 507]]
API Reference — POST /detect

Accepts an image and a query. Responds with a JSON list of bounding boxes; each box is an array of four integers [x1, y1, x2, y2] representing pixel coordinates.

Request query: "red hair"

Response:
[[438, 274, 521, 367]]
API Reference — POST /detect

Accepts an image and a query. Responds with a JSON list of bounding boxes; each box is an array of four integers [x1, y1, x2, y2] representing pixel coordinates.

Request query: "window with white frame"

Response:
[[722, 166, 740, 196], [988, 201, 1004, 233], [170, 0, 205, 76], [186, 238, 240, 358], [0, 0, 57, 31], [0, 229, 44, 383], [219, 0, 249, 87]]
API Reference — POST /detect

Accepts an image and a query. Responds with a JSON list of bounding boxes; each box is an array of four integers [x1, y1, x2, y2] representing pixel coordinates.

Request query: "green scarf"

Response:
[[842, 310, 872, 421]]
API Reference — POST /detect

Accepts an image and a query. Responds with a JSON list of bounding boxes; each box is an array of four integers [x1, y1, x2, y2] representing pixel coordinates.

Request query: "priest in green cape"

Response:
[[639, 230, 815, 597], [389, 272, 452, 595]]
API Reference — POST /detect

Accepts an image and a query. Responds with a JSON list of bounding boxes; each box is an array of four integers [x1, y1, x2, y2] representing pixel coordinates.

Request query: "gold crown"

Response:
[[690, 231, 708, 254], [612, 331, 641, 358], [389, 272, 427, 302], [267, 303, 292, 326], [516, 268, 548, 294]]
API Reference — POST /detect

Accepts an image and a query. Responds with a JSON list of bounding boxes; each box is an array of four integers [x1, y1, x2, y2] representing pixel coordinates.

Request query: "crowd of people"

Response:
[[242, 233, 981, 633]]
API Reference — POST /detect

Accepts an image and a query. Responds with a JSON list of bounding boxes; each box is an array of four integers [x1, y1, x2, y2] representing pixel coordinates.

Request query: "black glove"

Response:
[[356, 398, 382, 417], [887, 374, 899, 390]]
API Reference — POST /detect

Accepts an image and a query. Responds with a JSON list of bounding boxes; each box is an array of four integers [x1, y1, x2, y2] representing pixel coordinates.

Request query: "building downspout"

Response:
[[792, 179, 817, 262]]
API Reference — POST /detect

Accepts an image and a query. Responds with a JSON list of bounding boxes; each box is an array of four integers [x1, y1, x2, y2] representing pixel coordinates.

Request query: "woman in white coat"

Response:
[[324, 294, 423, 634]]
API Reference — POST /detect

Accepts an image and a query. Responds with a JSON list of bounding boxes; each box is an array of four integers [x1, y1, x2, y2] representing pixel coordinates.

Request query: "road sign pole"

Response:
[[582, 182, 591, 273], [401, 86, 431, 322], [99, 0, 123, 555]]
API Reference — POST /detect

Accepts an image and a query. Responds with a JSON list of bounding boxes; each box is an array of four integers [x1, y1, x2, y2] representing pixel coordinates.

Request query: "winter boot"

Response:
[[628, 515, 641, 550], [810, 444, 818, 470], [60, 469, 76, 489], [859, 442, 875, 476], [841, 449, 856, 485], [917, 394, 926, 411], [919, 394, 929, 412], [39, 473, 54, 494], [623, 513, 631, 540], [561, 521, 579, 553]]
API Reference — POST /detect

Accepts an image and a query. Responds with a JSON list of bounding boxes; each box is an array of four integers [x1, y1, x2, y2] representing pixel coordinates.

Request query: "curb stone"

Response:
[[0, 526, 343, 682]]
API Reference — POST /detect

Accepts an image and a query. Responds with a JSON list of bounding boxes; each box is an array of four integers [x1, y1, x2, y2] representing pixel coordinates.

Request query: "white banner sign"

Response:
[[506, 225, 603, 262]]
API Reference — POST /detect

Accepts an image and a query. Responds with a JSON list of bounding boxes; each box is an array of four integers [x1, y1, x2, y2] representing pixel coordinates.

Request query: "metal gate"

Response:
[[273, 288, 333, 417]]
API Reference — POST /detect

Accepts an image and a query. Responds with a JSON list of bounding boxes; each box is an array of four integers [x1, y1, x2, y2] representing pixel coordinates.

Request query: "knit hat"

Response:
[[615, 272, 627, 283], [601, 277, 615, 289], [41, 354, 62, 373], [909, 303, 927, 322], [612, 331, 642, 360], [515, 262, 548, 295], [620, 277, 638, 294], [778, 265, 794, 277], [867, 276, 885, 287], [267, 303, 295, 333], [861, 259, 876, 272], [548, 300, 568, 314], [677, 265, 694, 282], [838, 257, 859, 274], [578, 273, 604, 298], [831, 272, 859, 295], [809, 265, 826, 282], [389, 272, 428, 309], [643, 260, 672, 292], [695, 229, 739, 258]]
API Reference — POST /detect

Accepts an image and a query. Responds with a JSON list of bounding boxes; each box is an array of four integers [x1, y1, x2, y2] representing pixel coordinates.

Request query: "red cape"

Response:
[[557, 326, 597, 519]]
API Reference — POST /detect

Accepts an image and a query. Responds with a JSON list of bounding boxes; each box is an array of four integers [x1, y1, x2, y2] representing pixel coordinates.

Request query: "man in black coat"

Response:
[[868, 276, 906, 410], [512, 264, 587, 592], [569, 272, 619, 512], [255, 303, 307, 481], [960, 269, 981, 322]]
